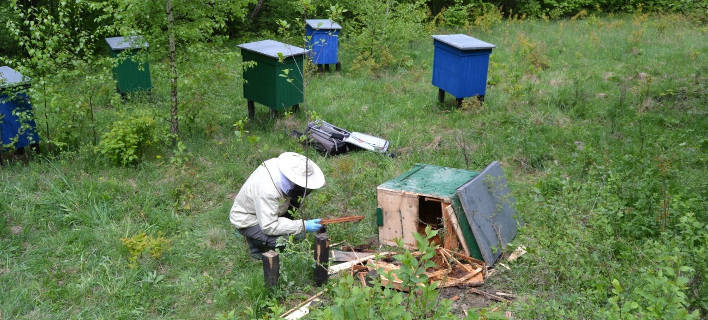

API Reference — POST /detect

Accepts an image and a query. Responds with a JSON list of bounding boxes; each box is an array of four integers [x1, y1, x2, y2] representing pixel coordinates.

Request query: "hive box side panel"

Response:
[[242, 50, 277, 108], [0, 92, 40, 151], [309, 31, 339, 64], [378, 189, 404, 247], [400, 193, 420, 248], [274, 55, 305, 110], [378, 189, 420, 249], [110, 49, 153, 93], [432, 43, 461, 96]]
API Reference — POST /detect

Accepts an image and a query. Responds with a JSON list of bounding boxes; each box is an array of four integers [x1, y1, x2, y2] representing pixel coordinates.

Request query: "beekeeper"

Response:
[[229, 152, 326, 259]]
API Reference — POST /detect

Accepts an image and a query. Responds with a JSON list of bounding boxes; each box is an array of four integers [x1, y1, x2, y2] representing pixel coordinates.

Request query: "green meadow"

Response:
[[1, 12, 706, 319]]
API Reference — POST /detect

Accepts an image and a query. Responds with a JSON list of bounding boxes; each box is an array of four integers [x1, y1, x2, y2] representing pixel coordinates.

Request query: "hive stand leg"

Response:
[[313, 232, 330, 287], [325, 64, 330, 72], [335, 62, 341, 72], [438, 88, 445, 103], [270, 108, 279, 119], [262, 250, 280, 287], [456, 98, 464, 108], [292, 104, 300, 113], [317, 64, 324, 73], [248, 100, 255, 119], [478, 95, 485, 103]]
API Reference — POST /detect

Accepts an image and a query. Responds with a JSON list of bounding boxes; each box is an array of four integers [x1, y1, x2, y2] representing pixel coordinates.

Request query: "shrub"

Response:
[[311, 227, 459, 320], [95, 111, 169, 166], [343, 0, 428, 75], [121, 231, 171, 269]]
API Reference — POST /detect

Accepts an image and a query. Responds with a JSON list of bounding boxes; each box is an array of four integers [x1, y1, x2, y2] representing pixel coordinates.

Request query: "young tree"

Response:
[[4, 0, 101, 151], [94, 0, 253, 141]]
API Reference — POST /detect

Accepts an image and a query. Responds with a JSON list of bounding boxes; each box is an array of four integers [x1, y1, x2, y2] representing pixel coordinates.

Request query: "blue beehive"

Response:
[[432, 34, 495, 105], [305, 19, 342, 71], [0, 66, 40, 153]]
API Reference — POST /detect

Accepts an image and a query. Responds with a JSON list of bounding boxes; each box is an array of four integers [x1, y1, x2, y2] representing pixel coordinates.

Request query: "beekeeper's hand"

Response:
[[305, 219, 322, 232]]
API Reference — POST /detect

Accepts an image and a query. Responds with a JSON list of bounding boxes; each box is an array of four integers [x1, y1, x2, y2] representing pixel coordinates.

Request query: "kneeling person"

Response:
[[229, 152, 325, 259]]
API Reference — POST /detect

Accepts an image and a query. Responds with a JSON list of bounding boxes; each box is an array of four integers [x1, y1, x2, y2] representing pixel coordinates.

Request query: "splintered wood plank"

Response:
[[441, 202, 460, 251], [445, 205, 471, 256]]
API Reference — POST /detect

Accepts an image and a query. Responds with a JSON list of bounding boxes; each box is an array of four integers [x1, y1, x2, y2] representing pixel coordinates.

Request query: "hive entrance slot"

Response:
[[417, 197, 444, 246]]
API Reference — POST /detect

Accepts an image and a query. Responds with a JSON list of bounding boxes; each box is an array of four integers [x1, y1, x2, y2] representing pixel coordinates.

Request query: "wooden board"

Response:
[[377, 189, 404, 247], [377, 189, 420, 249], [444, 204, 471, 256], [400, 193, 419, 248], [441, 202, 459, 252]]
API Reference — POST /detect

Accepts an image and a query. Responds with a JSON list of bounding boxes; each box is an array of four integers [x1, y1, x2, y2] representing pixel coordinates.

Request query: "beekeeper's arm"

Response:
[[254, 192, 305, 236]]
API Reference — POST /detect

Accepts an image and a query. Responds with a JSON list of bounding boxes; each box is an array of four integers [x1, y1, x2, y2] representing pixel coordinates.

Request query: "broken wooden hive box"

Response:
[[376, 161, 522, 266]]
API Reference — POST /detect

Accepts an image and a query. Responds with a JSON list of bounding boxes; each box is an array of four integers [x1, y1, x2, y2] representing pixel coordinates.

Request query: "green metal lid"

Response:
[[105, 35, 149, 51], [432, 34, 495, 50], [378, 163, 478, 200], [238, 40, 308, 59], [0, 66, 31, 88], [306, 19, 342, 30]]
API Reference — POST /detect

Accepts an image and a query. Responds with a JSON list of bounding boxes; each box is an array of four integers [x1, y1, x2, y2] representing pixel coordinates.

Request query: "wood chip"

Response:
[[507, 245, 526, 262]]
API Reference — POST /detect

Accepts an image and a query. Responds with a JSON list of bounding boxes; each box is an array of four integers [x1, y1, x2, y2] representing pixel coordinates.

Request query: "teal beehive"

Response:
[[106, 36, 153, 94], [238, 40, 308, 118], [377, 161, 521, 266]]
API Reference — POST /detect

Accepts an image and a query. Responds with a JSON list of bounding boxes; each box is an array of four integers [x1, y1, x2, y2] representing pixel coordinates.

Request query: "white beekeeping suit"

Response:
[[229, 152, 326, 236]]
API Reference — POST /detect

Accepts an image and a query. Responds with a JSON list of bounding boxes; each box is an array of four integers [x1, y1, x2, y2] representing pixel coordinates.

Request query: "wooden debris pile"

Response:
[[330, 247, 486, 292]]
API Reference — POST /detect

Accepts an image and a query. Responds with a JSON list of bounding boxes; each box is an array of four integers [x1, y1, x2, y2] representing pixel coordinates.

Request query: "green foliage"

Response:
[[168, 141, 198, 212], [4, 1, 98, 73], [121, 231, 172, 269], [0, 2, 20, 56], [3, 0, 106, 152], [603, 257, 700, 320], [95, 111, 169, 166], [343, 0, 428, 75], [671, 0, 708, 23], [0, 13, 706, 320], [92, 0, 252, 56], [312, 227, 458, 320]]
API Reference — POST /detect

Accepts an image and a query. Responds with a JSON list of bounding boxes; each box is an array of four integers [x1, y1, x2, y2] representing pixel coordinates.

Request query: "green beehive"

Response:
[[237, 40, 307, 118], [106, 36, 153, 94], [377, 162, 521, 266]]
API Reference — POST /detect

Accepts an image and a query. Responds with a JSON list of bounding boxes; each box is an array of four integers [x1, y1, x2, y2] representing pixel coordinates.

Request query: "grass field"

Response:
[[1, 12, 706, 319]]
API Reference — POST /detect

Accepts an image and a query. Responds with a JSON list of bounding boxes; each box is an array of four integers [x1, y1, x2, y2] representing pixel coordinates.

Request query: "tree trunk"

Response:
[[166, 0, 178, 142], [249, 0, 265, 21]]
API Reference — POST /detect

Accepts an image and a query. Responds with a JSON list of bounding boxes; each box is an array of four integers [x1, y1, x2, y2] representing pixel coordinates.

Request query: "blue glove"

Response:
[[305, 219, 322, 232]]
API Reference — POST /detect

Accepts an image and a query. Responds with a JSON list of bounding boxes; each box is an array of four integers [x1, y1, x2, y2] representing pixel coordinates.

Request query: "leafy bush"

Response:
[[603, 256, 700, 319], [95, 111, 169, 166], [312, 228, 459, 320], [121, 231, 171, 269], [671, 0, 708, 23], [342, 0, 428, 75]]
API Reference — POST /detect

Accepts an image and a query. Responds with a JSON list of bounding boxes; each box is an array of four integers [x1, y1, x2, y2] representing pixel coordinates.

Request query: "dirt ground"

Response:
[[439, 284, 510, 318]]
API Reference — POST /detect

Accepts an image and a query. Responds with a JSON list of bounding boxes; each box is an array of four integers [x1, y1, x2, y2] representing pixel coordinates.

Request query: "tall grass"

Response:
[[1, 13, 706, 319]]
